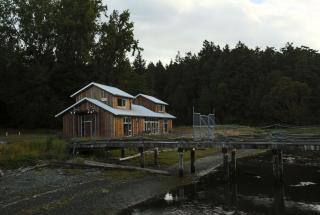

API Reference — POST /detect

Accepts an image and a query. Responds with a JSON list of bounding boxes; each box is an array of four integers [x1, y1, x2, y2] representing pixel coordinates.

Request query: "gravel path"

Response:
[[0, 150, 264, 215]]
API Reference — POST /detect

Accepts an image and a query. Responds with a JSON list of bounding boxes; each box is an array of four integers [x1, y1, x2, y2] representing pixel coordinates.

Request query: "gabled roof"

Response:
[[70, 82, 134, 99], [55, 97, 176, 119], [135, 94, 168, 105]]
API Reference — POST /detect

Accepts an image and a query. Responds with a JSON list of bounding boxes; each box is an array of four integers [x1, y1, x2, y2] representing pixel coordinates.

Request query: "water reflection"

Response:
[[273, 183, 285, 215], [126, 152, 320, 215]]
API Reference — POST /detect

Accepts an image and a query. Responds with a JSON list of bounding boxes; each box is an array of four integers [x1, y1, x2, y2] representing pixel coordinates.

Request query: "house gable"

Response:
[[134, 94, 168, 113], [74, 84, 133, 110]]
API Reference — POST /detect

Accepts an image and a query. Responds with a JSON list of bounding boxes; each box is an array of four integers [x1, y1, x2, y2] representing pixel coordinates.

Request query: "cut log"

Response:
[[59, 160, 170, 175]]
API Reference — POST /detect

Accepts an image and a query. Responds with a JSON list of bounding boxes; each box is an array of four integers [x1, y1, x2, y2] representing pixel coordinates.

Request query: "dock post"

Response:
[[154, 147, 159, 166], [190, 148, 196, 174], [231, 149, 236, 179], [139, 147, 145, 168], [222, 147, 230, 181], [272, 149, 278, 180], [105, 148, 110, 160], [272, 149, 283, 183], [178, 147, 184, 177], [278, 150, 283, 181], [121, 148, 125, 158]]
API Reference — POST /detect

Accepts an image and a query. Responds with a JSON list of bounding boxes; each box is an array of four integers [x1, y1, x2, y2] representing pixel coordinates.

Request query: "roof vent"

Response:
[[101, 98, 108, 104]]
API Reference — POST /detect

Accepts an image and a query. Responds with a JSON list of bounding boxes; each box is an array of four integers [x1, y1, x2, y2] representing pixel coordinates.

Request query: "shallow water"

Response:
[[125, 151, 320, 215]]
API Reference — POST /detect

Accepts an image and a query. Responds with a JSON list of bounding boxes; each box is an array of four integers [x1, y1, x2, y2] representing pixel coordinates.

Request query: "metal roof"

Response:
[[135, 94, 168, 105], [55, 97, 176, 119], [70, 82, 134, 99]]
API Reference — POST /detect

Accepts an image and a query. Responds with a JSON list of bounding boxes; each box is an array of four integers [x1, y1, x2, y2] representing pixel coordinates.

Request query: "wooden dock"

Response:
[[70, 135, 320, 180], [71, 135, 320, 151]]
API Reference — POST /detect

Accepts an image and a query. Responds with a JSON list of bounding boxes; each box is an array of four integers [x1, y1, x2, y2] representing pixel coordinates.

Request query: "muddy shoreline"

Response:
[[0, 149, 264, 215]]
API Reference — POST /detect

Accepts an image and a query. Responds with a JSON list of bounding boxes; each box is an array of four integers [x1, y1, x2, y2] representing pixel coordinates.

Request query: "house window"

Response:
[[117, 98, 126, 107], [159, 105, 165, 112], [163, 119, 168, 133], [123, 117, 132, 136], [144, 118, 159, 134]]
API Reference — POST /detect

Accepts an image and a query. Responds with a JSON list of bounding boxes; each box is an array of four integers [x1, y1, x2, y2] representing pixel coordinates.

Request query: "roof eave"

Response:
[[135, 94, 169, 106], [70, 82, 134, 99]]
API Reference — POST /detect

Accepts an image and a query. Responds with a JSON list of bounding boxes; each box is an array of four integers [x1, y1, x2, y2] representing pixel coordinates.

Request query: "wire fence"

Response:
[[193, 110, 215, 141]]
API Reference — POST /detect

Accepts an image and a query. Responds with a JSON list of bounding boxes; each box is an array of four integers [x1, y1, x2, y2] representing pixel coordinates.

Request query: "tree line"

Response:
[[0, 0, 319, 129]]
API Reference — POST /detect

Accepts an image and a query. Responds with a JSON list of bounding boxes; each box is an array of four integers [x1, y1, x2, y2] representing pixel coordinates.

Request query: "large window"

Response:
[[144, 118, 159, 134], [163, 119, 168, 133], [159, 105, 165, 112], [123, 117, 132, 136], [117, 98, 126, 107]]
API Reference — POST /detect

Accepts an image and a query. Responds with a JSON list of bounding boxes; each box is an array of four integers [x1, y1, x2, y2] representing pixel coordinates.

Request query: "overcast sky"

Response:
[[107, 0, 320, 64]]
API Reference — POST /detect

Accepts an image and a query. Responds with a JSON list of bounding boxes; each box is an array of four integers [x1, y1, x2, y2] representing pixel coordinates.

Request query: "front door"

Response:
[[80, 115, 96, 137]]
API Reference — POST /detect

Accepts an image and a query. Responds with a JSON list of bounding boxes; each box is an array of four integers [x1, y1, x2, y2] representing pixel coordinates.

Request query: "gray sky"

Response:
[[107, 0, 320, 64]]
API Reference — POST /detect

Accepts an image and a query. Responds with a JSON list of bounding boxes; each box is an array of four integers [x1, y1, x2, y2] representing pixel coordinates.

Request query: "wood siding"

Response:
[[134, 96, 166, 112], [75, 85, 132, 109], [62, 99, 173, 138], [62, 101, 113, 138]]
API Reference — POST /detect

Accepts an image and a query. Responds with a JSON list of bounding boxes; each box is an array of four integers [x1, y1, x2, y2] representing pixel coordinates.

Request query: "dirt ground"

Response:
[[0, 149, 263, 215]]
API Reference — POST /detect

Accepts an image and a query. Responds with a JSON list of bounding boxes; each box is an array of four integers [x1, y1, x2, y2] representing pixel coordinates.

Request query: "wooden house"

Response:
[[55, 82, 175, 138]]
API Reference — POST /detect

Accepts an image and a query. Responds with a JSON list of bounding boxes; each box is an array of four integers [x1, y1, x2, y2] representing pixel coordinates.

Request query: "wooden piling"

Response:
[[121, 148, 125, 158], [154, 147, 159, 166], [231, 149, 236, 179], [222, 147, 230, 181], [178, 148, 184, 177], [190, 148, 195, 174], [272, 149, 278, 180], [278, 150, 283, 180], [139, 147, 145, 168], [272, 149, 284, 183], [105, 148, 110, 160]]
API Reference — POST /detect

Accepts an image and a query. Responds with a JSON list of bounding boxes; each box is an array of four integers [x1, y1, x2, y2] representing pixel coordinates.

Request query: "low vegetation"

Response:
[[131, 148, 219, 167], [0, 134, 68, 169]]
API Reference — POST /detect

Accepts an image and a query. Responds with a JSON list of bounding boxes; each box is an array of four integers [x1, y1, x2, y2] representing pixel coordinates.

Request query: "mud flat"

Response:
[[0, 149, 263, 215]]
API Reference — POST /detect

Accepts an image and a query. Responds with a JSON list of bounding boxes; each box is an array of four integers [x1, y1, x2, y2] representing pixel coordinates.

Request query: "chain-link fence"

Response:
[[193, 110, 215, 141]]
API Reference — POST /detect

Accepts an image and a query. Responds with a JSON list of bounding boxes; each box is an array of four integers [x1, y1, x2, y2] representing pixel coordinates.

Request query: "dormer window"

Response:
[[117, 98, 126, 107], [159, 105, 165, 112]]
